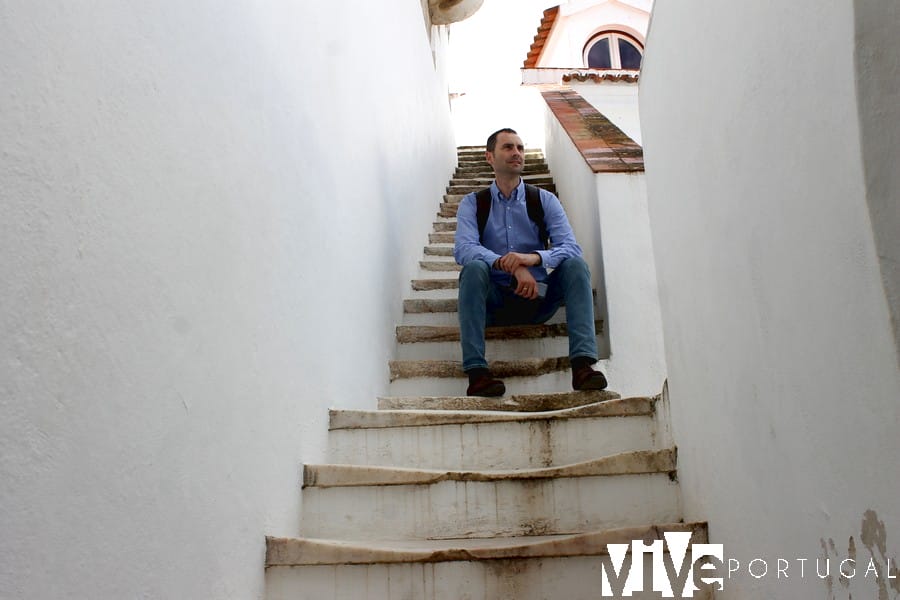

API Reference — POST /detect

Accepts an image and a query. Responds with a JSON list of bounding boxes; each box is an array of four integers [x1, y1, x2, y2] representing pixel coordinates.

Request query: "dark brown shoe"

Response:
[[466, 374, 506, 397], [572, 365, 608, 391]]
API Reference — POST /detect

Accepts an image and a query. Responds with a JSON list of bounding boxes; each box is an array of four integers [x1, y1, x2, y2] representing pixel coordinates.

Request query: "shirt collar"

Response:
[[491, 178, 524, 202]]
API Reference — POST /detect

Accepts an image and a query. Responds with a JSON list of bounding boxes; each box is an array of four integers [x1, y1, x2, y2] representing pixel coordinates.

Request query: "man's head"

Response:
[[485, 128, 525, 179], [486, 128, 518, 153]]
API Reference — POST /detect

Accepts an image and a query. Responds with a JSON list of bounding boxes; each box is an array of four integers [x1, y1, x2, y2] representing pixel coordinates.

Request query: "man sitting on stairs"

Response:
[[453, 128, 608, 397]]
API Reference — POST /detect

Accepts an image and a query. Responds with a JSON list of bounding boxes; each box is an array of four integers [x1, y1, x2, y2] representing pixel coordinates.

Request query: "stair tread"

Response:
[[396, 320, 602, 342], [330, 396, 651, 430], [411, 278, 458, 291], [303, 449, 675, 489], [390, 356, 577, 380], [378, 389, 620, 411], [266, 522, 708, 566]]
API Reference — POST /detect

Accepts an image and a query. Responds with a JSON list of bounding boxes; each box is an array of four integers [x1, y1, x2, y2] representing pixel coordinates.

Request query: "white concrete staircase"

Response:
[[265, 147, 711, 599]]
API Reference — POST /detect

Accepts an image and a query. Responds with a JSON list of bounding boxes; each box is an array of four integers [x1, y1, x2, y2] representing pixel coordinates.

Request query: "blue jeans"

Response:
[[458, 256, 598, 372]]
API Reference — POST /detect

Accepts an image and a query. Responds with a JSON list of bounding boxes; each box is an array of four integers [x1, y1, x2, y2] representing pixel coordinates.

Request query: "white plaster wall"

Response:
[[0, 1, 456, 598], [571, 81, 642, 144], [854, 0, 900, 362], [538, 2, 649, 68], [640, 1, 900, 597], [446, 0, 554, 147], [545, 108, 666, 397]]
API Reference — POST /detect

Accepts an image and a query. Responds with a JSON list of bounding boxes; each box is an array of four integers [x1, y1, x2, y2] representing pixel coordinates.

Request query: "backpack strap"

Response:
[[475, 184, 549, 249], [525, 184, 550, 250], [475, 188, 492, 243]]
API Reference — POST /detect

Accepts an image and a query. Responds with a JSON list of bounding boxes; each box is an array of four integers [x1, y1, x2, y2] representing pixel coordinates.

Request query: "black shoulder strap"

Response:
[[475, 188, 492, 243], [525, 184, 550, 250], [475, 184, 549, 249]]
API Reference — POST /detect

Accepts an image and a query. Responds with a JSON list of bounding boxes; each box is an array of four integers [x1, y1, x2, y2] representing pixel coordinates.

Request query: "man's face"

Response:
[[486, 132, 525, 178]]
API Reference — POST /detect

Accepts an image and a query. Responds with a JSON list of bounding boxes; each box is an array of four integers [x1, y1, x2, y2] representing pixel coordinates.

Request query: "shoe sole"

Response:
[[467, 382, 506, 397], [573, 374, 608, 392]]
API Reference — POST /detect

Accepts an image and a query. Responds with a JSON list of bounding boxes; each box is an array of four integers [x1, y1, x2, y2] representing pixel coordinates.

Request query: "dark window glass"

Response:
[[619, 38, 642, 69], [587, 38, 611, 69]]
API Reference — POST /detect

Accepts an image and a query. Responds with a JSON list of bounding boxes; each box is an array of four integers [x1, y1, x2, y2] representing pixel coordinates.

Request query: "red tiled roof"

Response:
[[562, 72, 640, 84], [523, 6, 560, 68], [541, 88, 643, 173]]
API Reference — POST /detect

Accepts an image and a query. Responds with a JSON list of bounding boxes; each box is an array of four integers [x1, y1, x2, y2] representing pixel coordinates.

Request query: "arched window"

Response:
[[583, 32, 643, 70]]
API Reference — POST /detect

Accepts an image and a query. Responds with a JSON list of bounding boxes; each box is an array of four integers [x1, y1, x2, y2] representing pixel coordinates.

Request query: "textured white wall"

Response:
[[640, 1, 900, 597], [544, 108, 666, 398], [0, 1, 455, 598], [571, 82, 642, 144], [854, 0, 900, 363]]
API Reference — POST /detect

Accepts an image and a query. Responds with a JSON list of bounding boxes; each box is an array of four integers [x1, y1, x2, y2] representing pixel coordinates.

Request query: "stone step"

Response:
[[396, 335, 588, 362], [386, 359, 602, 395], [428, 232, 455, 244], [449, 175, 554, 187], [418, 260, 461, 272], [438, 205, 458, 218], [417, 252, 455, 261], [432, 220, 456, 232], [457, 156, 545, 165], [442, 190, 554, 205], [403, 297, 458, 313], [266, 523, 711, 600], [407, 274, 459, 295], [423, 245, 453, 257], [267, 522, 708, 566], [390, 356, 572, 380], [395, 322, 603, 361], [406, 286, 459, 299], [438, 197, 562, 217], [396, 319, 601, 343], [457, 154, 545, 162], [299, 450, 681, 540], [388, 364, 597, 395], [454, 166, 549, 177], [457, 148, 544, 156], [378, 390, 620, 411], [402, 292, 595, 315], [448, 183, 557, 195], [399, 294, 579, 326], [411, 278, 458, 291], [266, 527, 713, 600], [326, 397, 659, 470]]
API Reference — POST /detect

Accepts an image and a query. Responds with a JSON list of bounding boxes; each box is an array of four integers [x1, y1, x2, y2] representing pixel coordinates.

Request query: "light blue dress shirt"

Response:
[[453, 179, 583, 286]]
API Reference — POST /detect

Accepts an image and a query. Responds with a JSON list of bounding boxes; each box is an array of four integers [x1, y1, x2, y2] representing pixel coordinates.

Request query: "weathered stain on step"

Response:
[[396, 320, 604, 343], [377, 389, 624, 412], [330, 396, 650, 430], [302, 449, 676, 488], [389, 356, 570, 380], [264, 522, 710, 566]]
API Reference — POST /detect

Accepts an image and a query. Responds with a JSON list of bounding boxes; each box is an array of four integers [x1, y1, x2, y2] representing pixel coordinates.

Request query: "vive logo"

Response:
[[599, 531, 726, 597]]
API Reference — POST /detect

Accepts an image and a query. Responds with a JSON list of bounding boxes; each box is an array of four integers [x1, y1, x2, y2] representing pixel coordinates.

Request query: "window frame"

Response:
[[582, 30, 644, 70]]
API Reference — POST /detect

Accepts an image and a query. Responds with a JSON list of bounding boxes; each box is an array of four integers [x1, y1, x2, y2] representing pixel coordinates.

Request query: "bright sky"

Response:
[[447, 0, 560, 146]]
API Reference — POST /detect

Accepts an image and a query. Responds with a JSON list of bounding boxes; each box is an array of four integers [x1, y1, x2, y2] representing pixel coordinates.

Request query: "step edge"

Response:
[[389, 356, 574, 380], [265, 521, 708, 566], [302, 448, 676, 488], [328, 396, 653, 430], [377, 389, 622, 411]]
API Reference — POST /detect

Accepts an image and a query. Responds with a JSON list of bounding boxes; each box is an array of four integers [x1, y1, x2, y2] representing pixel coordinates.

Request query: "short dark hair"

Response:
[[486, 128, 518, 153]]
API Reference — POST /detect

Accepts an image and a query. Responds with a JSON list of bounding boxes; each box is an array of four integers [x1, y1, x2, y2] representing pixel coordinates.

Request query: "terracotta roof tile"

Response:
[[540, 88, 643, 173], [523, 6, 560, 68], [562, 72, 640, 84]]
